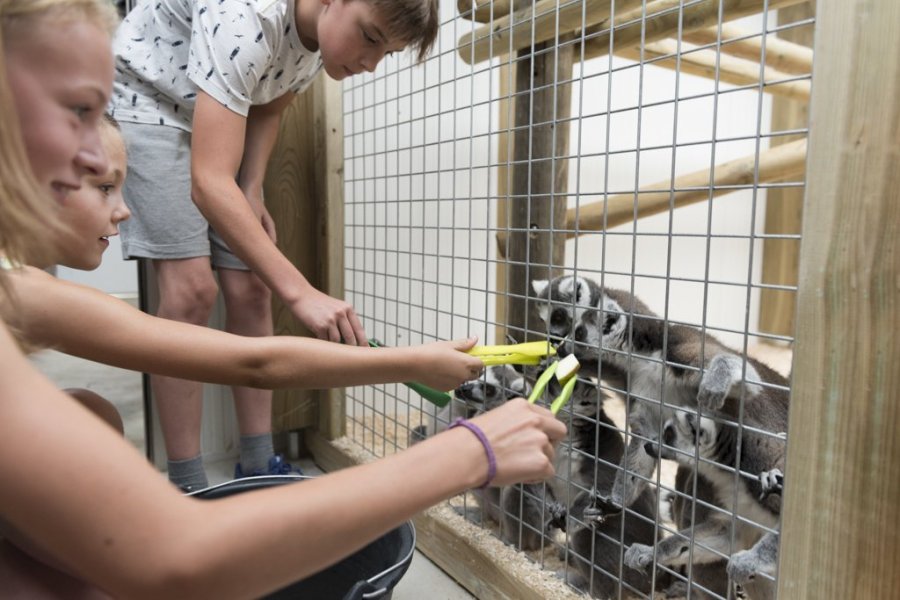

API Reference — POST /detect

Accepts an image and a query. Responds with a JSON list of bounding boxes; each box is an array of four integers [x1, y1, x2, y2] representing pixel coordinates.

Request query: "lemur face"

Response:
[[532, 275, 630, 364], [649, 411, 717, 463], [455, 365, 531, 411]]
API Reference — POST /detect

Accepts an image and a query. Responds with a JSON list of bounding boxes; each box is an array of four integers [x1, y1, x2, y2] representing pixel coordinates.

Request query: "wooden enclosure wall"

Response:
[[264, 76, 346, 438], [778, 0, 900, 595]]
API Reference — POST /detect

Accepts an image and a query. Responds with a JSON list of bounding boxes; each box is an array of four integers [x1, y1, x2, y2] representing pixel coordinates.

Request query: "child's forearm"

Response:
[[13, 267, 423, 389]]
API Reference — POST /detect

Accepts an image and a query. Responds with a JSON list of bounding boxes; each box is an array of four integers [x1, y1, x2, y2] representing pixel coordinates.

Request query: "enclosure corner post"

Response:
[[779, 0, 900, 596]]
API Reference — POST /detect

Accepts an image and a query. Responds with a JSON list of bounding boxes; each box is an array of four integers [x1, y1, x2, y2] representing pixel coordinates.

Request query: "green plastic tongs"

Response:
[[367, 339, 560, 408], [526, 354, 581, 416]]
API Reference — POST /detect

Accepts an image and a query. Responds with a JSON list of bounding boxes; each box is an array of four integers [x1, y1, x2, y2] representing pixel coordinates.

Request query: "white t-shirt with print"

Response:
[[111, 0, 322, 131]]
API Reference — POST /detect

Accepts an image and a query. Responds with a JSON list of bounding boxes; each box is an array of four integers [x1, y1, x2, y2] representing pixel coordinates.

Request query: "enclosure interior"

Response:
[[342, 1, 809, 597]]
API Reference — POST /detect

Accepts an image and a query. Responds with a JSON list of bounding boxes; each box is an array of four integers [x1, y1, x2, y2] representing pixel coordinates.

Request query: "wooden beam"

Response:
[[682, 22, 814, 75], [779, 0, 900, 595], [457, 0, 511, 23], [616, 39, 811, 102], [496, 138, 806, 252], [581, 0, 807, 63], [458, 0, 644, 65], [758, 2, 813, 338]]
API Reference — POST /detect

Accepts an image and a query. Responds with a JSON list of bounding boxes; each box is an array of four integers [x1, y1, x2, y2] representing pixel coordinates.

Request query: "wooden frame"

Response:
[[291, 0, 900, 597], [778, 0, 900, 594]]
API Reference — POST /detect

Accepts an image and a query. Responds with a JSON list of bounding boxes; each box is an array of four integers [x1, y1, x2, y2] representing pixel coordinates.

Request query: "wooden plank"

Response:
[[616, 39, 811, 102], [310, 76, 347, 440], [758, 3, 813, 338], [778, 0, 900, 596], [264, 80, 323, 434]]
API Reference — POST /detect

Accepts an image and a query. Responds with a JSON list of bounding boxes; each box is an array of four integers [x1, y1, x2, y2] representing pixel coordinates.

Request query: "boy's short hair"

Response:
[[367, 0, 439, 63]]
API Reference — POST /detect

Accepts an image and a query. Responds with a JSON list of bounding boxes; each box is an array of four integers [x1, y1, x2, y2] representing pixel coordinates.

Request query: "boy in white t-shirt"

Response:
[[111, 0, 437, 491]]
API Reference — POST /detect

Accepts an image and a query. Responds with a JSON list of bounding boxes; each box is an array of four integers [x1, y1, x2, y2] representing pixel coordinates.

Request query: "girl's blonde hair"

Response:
[[0, 0, 119, 333]]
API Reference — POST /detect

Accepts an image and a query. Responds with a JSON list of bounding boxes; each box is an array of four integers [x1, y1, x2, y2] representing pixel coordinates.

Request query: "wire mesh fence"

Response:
[[343, 1, 811, 597]]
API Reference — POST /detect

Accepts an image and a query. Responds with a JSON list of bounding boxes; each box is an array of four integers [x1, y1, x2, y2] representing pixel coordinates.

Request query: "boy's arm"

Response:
[[11, 268, 480, 391], [191, 90, 366, 345]]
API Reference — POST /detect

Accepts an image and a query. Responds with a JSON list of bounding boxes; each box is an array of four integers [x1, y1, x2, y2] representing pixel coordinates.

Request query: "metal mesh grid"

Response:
[[343, 1, 810, 598]]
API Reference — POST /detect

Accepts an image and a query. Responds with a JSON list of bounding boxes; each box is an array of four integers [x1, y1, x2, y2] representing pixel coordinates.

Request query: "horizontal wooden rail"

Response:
[[495, 138, 807, 253], [616, 39, 811, 102], [682, 23, 814, 74], [457, 0, 511, 23], [459, 0, 807, 65], [458, 0, 644, 65]]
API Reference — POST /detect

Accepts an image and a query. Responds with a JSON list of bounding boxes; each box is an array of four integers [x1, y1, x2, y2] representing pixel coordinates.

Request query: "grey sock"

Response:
[[239, 433, 274, 475], [168, 455, 208, 492]]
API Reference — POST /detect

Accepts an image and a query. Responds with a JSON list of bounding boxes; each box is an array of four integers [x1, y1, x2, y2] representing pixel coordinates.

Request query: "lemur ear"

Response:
[[531, 279, 549, 296]]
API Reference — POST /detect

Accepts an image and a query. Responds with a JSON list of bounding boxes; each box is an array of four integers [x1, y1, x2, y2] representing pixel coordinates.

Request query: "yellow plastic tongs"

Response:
[[526, 354, 581, 415], [467, 341, 557, 366]]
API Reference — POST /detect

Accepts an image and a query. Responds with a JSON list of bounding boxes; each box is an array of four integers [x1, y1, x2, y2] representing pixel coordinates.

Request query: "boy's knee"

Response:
[[158, 278, 219, 323], [65, 388, 124, 435]]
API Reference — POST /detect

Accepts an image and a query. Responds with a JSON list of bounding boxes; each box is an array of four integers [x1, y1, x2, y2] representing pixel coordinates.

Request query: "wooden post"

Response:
[[506, 30, 574, 343], [779, 0, 900, 596], [758, 3, 814, 338], [264, 75, 345, 439]]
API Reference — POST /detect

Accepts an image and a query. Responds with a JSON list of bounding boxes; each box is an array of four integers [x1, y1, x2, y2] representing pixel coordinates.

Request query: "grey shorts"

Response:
[[118, 122, 248, 270]]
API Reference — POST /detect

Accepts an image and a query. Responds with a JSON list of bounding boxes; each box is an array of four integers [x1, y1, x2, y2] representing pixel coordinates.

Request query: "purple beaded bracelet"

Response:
[[449, 417, 497, 489]]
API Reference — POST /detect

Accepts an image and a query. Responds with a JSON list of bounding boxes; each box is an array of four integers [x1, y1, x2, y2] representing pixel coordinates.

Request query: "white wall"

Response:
[[56, 235, 139, 296], [344, 8, 776, 374]]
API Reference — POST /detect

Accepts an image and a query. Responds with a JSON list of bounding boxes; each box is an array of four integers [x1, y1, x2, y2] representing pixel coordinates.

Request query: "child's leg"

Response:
[[152, 256, 219, 491], [64, 388, 124, 434], [218, 267, 277, 475]]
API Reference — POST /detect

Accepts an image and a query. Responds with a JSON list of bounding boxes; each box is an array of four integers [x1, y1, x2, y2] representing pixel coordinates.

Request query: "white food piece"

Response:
[[555, 354, 580, 383]]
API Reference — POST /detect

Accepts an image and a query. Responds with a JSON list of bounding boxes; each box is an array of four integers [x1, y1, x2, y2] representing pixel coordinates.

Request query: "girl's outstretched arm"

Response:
[[10, 267, 482, 391], [0, 321, 565, 599]]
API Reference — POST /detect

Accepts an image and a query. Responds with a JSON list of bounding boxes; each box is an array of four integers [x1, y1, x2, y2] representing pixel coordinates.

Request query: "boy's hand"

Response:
[[468, 399, 567, 487], [414, 337, 484, 391], [291, 289, 367, 346]]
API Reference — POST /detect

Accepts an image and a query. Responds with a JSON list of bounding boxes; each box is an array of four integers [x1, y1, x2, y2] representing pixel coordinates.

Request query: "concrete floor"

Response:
[[30, 348, 474, 599]]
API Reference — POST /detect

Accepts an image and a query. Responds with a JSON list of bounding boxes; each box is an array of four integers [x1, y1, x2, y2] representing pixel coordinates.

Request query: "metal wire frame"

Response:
[[343, 1, 808, 598]]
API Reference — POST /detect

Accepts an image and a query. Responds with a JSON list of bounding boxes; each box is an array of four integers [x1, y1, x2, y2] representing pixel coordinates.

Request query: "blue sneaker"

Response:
[[234, 454, 303, 479]]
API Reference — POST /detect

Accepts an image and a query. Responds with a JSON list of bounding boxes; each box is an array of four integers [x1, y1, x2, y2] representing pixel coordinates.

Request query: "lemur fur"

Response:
[[532, 275, 789, 526], [630, 410, 784, 599]]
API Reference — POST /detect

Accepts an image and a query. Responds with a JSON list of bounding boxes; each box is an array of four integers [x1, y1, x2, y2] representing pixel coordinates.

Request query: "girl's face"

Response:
[[4, 17, 114, 205], [316, 0, 406, 80], [55, 124, 130, 270]]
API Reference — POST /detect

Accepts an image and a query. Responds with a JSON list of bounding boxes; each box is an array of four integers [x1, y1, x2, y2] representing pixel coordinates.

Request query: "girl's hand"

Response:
[[413, 337, 485, 391], [468, 399, 567, 487]]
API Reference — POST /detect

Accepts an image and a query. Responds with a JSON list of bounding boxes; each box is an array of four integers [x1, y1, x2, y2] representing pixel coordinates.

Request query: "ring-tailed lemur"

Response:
[[549, 382, 667, 598], [532, 275, 789, 529], [628, 410, 785, 599]]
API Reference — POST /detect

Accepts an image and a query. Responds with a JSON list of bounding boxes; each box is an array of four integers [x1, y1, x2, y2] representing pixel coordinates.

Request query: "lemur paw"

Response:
[[624, 543, 655, 572], [697, 382, 728, 411], [583, 492, 623, 524], [727, 548, 760, 584], [547, 501, 568, 531], [758, 468, 784, 500]]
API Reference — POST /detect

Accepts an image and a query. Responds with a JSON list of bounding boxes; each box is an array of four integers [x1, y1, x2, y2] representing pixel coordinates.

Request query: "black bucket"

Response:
[[189, 475, 416, 600]]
